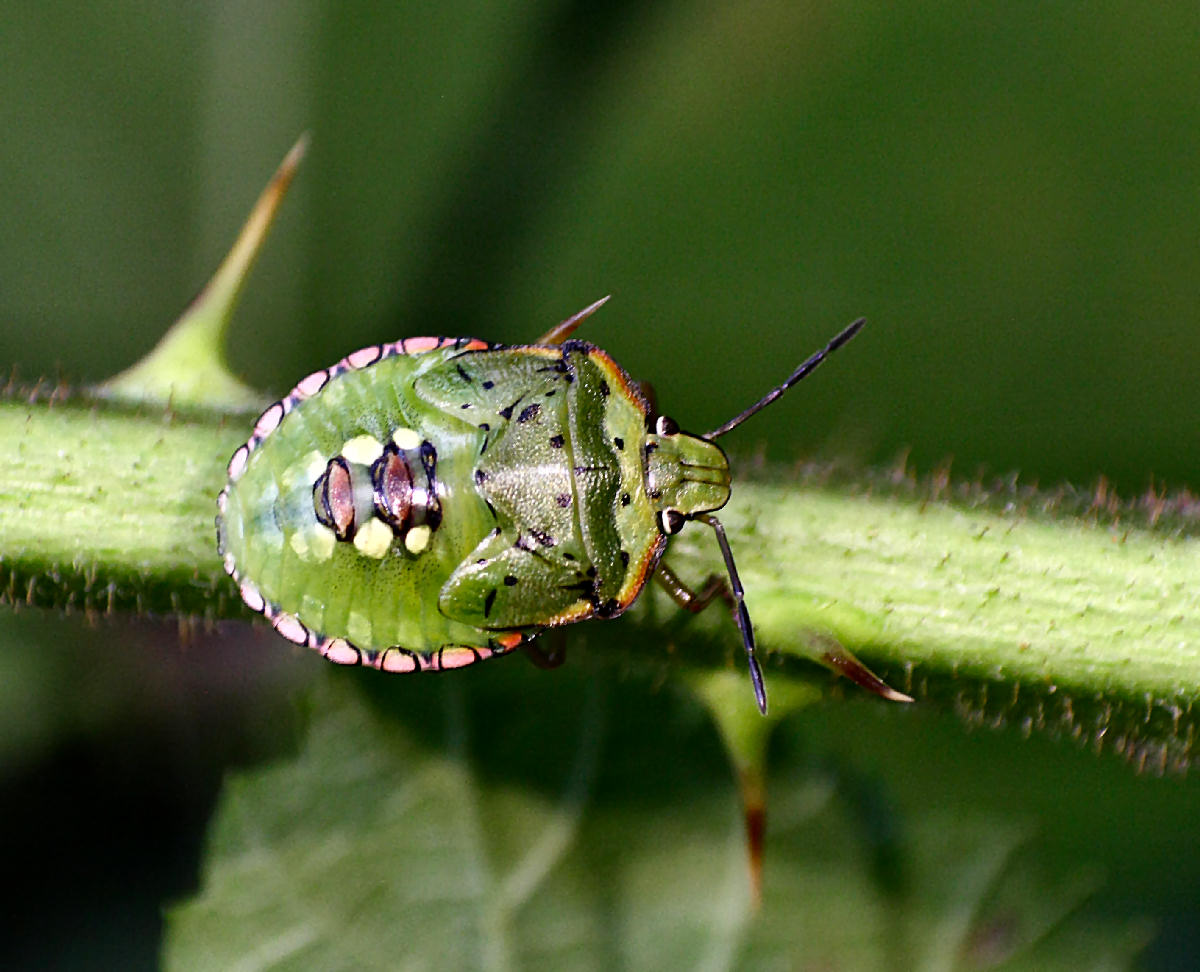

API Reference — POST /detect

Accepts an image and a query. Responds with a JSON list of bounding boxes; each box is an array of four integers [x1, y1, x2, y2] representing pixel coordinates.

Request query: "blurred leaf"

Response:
[[165, 669, 1148, 970]]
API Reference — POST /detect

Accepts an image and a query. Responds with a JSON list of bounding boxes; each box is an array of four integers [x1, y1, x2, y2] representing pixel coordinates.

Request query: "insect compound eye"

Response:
[[654, 415, 680, 436], [657, 509, 687, 535]]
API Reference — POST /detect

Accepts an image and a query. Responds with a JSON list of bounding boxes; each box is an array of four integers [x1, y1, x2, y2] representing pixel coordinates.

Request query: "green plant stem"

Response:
[[3, 394, 1199, 766], [0, 397, 246, 617]]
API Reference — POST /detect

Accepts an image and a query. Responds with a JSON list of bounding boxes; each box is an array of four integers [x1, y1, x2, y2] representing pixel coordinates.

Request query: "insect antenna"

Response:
[[705, 318, 865, 440], [697, 513, 767, 714]]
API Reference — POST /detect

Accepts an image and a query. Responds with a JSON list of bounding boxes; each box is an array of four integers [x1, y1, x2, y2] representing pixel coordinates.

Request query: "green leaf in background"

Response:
[[165, 669, 1150, 971]]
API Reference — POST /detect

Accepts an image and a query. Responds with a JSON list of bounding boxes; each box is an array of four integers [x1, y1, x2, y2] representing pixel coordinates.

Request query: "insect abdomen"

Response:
[[219, 344, 499, 656]]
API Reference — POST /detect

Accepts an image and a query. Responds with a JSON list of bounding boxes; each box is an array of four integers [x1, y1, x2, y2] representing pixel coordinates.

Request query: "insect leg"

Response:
[[535, 295, 611, 345], [654, 561, 734, 613], [695, 513, 768, 715], [521, 631, 568, 669]]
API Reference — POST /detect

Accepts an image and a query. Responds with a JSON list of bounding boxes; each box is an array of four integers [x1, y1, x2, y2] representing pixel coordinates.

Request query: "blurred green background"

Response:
[[3, 2, 1200, 968]]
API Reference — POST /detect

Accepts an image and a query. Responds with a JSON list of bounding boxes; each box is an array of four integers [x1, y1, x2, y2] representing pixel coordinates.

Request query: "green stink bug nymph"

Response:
[[216, 301, 865, 713]]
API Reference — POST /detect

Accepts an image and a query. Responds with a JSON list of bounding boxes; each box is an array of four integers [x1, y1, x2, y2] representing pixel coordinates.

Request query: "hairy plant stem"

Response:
[[2, 393, 1199, 768]]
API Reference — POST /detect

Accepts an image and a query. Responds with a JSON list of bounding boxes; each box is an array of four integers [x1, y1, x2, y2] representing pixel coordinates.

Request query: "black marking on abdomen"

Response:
[[313, 438, 445, 551], [313, 456, 356, 540], [371, 439, 443, 536], [498, 396, 524, 421]]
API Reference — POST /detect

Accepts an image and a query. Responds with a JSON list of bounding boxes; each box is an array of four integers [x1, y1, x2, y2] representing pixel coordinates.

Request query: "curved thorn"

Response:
[[820, 640, 913, 703], [536, 295, 612, 345]]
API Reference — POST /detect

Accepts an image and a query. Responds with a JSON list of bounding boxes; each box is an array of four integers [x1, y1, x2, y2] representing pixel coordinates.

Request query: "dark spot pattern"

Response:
[[613, 436, 624, 450], [313, 457, 356, 540], [504, 575, 518, 586], [556, 493, 571, 507], [371, 444, 414, 531], [620, 492, 631, 506], [549, 434, 564, 449], [517, 403, 541, 423], [484, 589, 497, 617]]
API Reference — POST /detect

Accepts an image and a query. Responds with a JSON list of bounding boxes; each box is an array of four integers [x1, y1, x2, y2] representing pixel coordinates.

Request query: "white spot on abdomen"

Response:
[[404, 524, 432, 555], [353, 518, 393, 559], [391, 427, 422, 450], [341, 434, 384, 464]]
